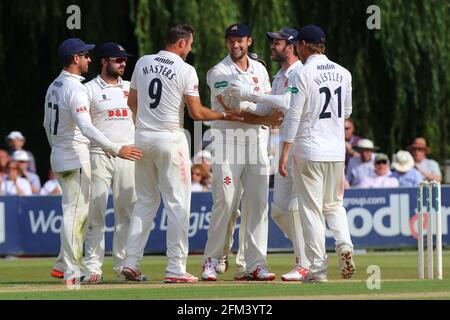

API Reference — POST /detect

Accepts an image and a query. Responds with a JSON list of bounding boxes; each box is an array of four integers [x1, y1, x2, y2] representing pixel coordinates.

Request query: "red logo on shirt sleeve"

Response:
[[123, 91, 129, 98]]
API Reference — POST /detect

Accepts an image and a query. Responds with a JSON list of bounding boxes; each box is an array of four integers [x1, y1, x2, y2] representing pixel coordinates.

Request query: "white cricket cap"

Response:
[[7, 131, 25, 141], [193, 150, 212, 164], [12, 150, 30, 162]]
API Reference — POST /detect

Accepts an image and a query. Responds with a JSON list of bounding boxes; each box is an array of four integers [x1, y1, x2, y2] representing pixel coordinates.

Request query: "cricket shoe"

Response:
[[234, 266, 247, 281], [81, 272, 103, 284], [215, 256, 229, 274], [281, 266, 309, 282], [121, 266, 148, 282], [62, 277, 82, 286], [50, 268, 64, 279], [246, 265, 276, 281], [164, 272, 198, 283], [302, 272, 328, 283], [201, 257, 218, 281], [339, 249, 356, 279]]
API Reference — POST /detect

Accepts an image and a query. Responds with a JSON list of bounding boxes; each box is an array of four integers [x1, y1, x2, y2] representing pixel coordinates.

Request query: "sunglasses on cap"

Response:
[[108, 57, 128, 64], [375, 160, 388, 165]]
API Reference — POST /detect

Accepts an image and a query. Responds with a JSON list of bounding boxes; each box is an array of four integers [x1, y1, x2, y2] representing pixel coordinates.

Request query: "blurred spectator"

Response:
[[0, 149, 9, 175], [193, 149, 212, 174], [391, 150, 424, 187], [358, 153, 399, 188], [12, 150, 41, 194], [346, 138, 377, 187], [5, 131, 37, 173], [0, 161, 32, 195], [345, 119, 362, 171], [191, 164, 211, 192], [40, 169, 62, 195], [408, 137, 442, 182]]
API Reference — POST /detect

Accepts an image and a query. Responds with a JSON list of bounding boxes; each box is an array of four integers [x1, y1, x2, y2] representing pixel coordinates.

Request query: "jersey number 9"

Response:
[[148, 78, 162, 109]]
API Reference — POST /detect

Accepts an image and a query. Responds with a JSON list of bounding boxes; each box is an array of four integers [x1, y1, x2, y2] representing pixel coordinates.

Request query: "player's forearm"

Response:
[[79, 124, 121, 155], [283, 114, 300, 143], [75, 113, 121, 156], [281, 141, 293, 157], [240, 112, 267, 125], [257, 94, 290, 112], [189, 107, 224, 121]]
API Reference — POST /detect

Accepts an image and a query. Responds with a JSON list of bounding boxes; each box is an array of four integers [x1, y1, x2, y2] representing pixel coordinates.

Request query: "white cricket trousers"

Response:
[[203, 140, 270, 273], [84, 153, 136, 275], [53, 165, 91, 281], [293, 158, 352, 275], [272, 153, 309, 269], [124, 129, 191, 276]]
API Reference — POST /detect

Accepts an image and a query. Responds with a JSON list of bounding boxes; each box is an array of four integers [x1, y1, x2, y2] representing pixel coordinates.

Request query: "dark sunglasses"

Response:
[[109, 57, 128, 64], [375, 160, 388, 165]]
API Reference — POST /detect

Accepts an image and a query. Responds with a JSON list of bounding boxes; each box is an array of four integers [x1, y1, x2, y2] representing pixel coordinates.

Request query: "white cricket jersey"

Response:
[[43, 70, 90, 172], [85, 76, 135, 154], [130, 50, 199, 132], [271, 60, 303, 136], [284, 54, 352, 161], [207, 55, 271, 144]]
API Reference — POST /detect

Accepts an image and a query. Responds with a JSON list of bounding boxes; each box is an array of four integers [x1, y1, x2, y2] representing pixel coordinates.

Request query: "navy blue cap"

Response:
[[98, 42, 133, 59], [266, 27, 298, 44], [295, 25, 326, 44], [57, 38, 95, 64], [225, 23, 252, 38]]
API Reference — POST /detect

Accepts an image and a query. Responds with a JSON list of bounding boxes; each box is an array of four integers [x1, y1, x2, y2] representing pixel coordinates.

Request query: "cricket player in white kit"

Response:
[[45, 38, 142, 284], [228, 27, 310, 281], [279, 25, 355, 282], [121, 25, 240, 283], [83, 43, 135, 283], [201, 23, 276, 281]]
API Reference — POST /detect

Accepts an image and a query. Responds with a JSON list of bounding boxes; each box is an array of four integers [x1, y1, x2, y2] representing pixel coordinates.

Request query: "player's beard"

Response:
[[79, 61, 90, 75], [106, 64, 124, 78], [229, 48, 247, 61], [271, 49, 287, 64]]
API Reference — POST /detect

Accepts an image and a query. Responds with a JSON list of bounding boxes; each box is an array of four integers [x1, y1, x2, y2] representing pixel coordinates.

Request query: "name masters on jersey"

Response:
[[142, 57, 176, 80]]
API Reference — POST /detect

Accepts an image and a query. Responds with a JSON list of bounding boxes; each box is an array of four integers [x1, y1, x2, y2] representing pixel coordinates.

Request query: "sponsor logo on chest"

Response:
[[107, 108, 129, 120]]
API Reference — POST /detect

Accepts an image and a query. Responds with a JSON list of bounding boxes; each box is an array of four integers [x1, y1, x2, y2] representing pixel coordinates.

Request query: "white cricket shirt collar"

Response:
[[158, 50, 184, 62], [60, 70, 85, 82], [95, 75, 124, 89], [225, 54, 256, 75], [304, 54, 328, 65], [276, 59, 303, 79]]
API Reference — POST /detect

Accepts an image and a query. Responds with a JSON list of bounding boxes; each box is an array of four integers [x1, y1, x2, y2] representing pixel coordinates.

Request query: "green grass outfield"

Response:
[[0, 251, 449, 300]]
